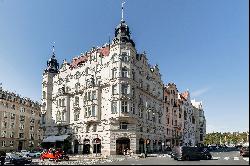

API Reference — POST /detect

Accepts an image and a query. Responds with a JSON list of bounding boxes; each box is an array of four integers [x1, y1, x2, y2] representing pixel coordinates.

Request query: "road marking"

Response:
[[243, 158, 249, 162], [234, 157, 239, 160], [224, 157, 229, 160]]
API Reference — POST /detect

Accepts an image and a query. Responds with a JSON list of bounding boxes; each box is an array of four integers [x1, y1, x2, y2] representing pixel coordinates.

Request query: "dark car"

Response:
[[240, 147, 249, 157], [198, 147, 212, 160], [172, 146, 201, 161], [5, 153, 32, 165]]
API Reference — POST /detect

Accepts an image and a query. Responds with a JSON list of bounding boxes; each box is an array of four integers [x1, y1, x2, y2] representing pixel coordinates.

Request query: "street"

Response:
[[31, 151, 249, 165]]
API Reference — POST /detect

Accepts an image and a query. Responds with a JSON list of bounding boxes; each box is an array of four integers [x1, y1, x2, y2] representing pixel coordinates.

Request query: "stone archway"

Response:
[[116, 137, 130, 155], [83, 139, 90, 154]]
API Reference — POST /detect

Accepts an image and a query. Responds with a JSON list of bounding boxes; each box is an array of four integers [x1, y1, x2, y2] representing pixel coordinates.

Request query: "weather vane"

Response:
[[121, 1, 125, 21]]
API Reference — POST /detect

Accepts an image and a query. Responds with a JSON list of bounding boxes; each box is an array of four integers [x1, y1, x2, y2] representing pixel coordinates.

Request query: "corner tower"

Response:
[[41, 45, 59, 127]]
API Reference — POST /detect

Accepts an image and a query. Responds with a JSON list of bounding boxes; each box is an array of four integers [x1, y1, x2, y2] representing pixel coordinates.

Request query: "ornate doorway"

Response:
[[116, 137, 130, 155]]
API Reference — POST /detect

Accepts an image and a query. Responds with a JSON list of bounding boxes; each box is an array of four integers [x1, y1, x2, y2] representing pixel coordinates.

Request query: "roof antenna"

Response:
[[121, 1, 125, 21]]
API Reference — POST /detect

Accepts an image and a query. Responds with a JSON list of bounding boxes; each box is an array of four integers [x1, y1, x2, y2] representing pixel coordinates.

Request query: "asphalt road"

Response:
[[94, 151, 249, 165]]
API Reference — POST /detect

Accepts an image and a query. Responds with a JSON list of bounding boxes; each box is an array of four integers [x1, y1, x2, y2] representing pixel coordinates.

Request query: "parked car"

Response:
[[5, 153, 32, 165], [173, 146, 201, 161], [29, 150, 42, 158], [198, 147, 212, 160], [240, 146, 249, 157], [20, 150, 30, 157]]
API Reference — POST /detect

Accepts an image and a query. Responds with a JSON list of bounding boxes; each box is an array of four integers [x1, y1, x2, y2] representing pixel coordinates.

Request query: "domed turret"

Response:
[[113, 2, 135, 47], [45, 45, 59, 73]]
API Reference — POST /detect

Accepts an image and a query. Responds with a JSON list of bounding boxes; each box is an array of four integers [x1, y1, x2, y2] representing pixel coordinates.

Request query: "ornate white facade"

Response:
[[41, 19, 166, 156]]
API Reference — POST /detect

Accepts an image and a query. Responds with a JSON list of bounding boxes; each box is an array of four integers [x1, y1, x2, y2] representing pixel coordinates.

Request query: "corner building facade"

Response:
[[42, 20, 165, 156]]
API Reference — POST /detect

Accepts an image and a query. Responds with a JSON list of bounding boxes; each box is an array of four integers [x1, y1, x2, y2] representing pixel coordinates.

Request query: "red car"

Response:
[[40, 149, 69, 162]]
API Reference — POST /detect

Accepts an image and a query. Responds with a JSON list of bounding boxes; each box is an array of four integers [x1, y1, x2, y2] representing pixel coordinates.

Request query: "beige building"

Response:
[[0, 87, 42, 152]]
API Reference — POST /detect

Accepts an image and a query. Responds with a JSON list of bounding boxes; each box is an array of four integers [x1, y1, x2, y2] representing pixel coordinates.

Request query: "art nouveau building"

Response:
[[41, 18, 166, 156], [0, 88, 42, 152]]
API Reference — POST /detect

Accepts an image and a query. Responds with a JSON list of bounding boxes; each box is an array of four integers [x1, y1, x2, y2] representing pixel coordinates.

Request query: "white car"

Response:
[[28, 151, 42, 158], [20, 150, 30, 157]]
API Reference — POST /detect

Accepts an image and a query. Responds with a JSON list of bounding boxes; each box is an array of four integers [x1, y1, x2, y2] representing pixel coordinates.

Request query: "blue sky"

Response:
[[0, 0, 248, 133]]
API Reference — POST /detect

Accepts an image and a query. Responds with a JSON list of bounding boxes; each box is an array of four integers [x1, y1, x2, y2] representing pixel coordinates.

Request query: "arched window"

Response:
[[112, 68, 117, 78]]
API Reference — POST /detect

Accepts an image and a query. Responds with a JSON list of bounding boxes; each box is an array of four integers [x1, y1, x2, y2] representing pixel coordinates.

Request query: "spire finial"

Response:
[[121, 1, 125, 21], [52, 41, 56, 58]]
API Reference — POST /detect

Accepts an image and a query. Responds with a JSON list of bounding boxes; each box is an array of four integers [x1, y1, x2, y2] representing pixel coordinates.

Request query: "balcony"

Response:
[[85, 116, 99, 123]]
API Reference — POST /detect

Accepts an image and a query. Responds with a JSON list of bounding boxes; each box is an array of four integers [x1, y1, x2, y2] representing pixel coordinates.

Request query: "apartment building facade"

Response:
[[0, 88, 42, 152], [41, 19, 166, 156]]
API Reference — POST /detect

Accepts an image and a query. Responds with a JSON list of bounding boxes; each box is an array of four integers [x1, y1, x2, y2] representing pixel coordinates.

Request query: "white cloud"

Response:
[[192, 87, 211, 97]]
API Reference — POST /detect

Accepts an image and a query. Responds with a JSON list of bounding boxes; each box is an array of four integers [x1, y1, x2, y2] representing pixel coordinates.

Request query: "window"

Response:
[[30, 126, 34, 131], [112, 68, 117, 79], [132, 70, 135, 80], [121, 67, 128, 78], [92, 91, 97, 100], [146, 110, 150, 120], [88, 106, 91, 117], [2, 141, 6, 147], [11, 122, 15, 128], [152, 112, 155, 122], [139, 80, 143, 88], [120, 122, 128, 130], [121, 101, 128, 113], [93, 124, 97, 132], [20, 107, 25, 113], [131, 87, 135, 97], [158, 116, 161, 124], [131, 103, 135, 114], [74, 111, 79, 121], [121, 52, 129, 62], [19, 124, 24, 130], [2, 131, 6, 138], [62, 99, 65, 107], [3, 111, 7, 118], [167, 118, 169, 124], [111, 101, 117, 114], [140, 127, 143, 132], [139, 108, 143, 118], [112, 85, 118, 95], [19, 133, 24, 139], [75, 83, 79, 92], [85, 108, 88, 117], [43, 91, 46, 99], [146, 84, 150, 91], [30, 133, 34, 140], [56, 111, 61, 121], [20, 115, 25, 122], [12, 104, 16, 110], [10, 141, 14, 147], [91, 105, 96, 117], [10, 132, 14, 138], [62, 111, 66, 121], [85, 67, 89, 75], [30, 118, 35, 124], [31, 110, 35, 115], [88, 91, 91, 101], [3, 121, 7, 128], [86, 125, 90, 133], [75, 96, 79, 106], [121, 84, 128, 95]]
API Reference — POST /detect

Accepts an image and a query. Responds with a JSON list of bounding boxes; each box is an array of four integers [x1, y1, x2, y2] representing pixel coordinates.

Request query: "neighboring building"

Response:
[[179, 91, 196, 146], [0, 88, 42, 152], [41, 17, 166, 155], [164, 83, 183, 147], [191, 99, 206, 146]]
